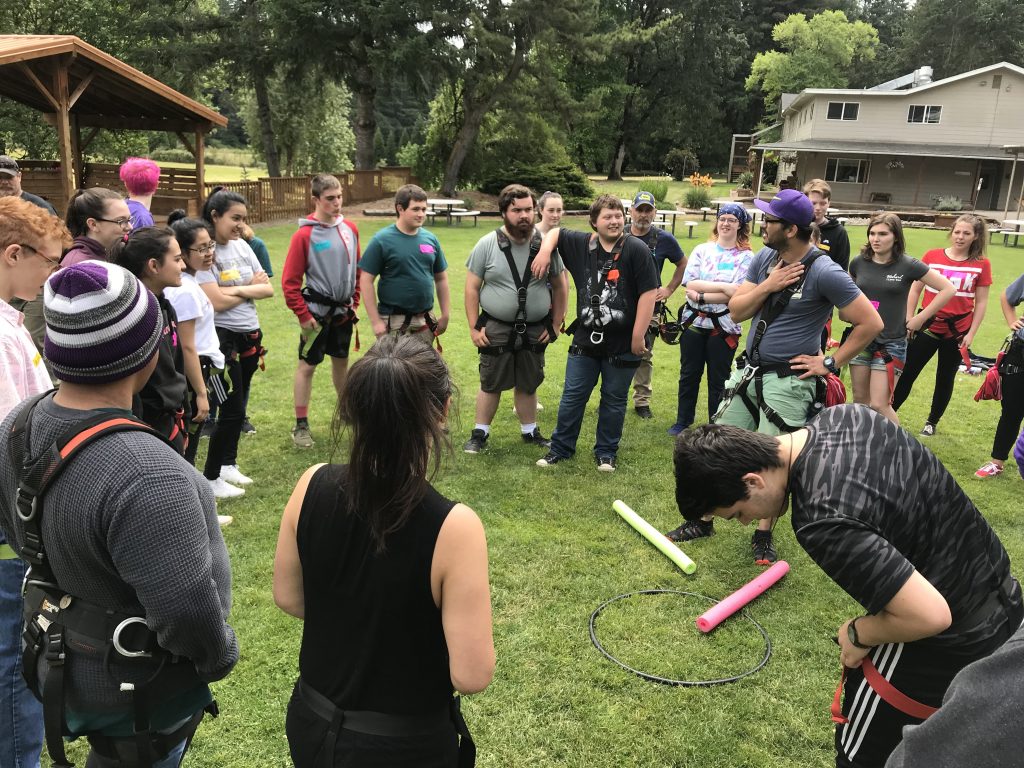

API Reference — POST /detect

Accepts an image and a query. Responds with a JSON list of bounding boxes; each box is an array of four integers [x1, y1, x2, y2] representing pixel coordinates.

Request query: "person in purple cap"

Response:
[[0, 260, 237, 768], [667, 188, 881, 565]]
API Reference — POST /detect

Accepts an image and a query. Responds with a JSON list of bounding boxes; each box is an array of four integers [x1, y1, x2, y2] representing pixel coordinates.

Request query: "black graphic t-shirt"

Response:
[[557, 230, 658, 355], [791, 405, 1020, 651]]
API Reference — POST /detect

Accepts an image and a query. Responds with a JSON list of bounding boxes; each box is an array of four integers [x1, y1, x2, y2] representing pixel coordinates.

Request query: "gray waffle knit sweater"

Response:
[[0, 394, 238, 713]]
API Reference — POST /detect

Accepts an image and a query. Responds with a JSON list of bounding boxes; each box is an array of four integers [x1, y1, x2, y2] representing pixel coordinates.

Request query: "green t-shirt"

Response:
[[359, 224, 447, 314]]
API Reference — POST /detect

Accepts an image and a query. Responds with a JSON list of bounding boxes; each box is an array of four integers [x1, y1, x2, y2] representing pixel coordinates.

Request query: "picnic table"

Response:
[[426, 198, 465, 225], [1001, 219, 1024, 247]]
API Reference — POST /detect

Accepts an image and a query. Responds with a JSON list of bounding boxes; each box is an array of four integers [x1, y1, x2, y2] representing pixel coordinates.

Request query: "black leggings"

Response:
[[993, 366, 1024, 461], [891, 332, 961, 425], [203, 328, 262, 480]]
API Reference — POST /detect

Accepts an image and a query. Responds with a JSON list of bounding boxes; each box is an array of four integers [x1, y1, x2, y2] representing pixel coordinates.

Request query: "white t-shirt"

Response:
[[165, 273, 226, 369], [195, 238, 263, 332]]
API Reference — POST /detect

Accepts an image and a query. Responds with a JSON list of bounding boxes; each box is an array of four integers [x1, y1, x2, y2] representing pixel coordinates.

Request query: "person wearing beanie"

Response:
[[0, 260, 238, 767], [668, 189, 881, 566], [0, 196, 70, 768], [119, 157, 160, 230]]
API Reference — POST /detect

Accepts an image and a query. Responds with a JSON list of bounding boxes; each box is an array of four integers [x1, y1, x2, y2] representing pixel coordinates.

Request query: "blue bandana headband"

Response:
[[718, 203, 749, 224]]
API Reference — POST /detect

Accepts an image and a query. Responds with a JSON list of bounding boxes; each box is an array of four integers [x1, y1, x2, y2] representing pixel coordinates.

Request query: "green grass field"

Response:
[[61, 217, 1024, 766]]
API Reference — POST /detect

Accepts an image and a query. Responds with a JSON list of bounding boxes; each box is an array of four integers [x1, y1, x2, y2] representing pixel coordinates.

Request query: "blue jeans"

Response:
[[549, 352, 639, 460], [1, 557, 42, 768]]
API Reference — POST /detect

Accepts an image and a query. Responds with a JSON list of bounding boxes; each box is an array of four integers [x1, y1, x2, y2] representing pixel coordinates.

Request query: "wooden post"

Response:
[[53, 58, 75, 202], [195, 129, 206, 216]]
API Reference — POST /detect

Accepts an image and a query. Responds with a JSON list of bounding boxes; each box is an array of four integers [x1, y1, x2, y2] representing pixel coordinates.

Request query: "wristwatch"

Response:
[[823, 356, 838, 375], [847, 617, 872, 650]]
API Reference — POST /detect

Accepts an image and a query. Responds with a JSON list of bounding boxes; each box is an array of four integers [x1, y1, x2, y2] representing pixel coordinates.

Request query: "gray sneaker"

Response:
[[463, 429, 488, 454], [291, 423, 314, 448]]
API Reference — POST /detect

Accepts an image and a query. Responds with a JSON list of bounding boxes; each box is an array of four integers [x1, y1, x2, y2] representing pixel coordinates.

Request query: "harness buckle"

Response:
[[112, 617, 153, 659], [590, 330, 604, 345], [45, 632, 65, 663], [16, 488, 38, 522], [513, 322, 527, 335]]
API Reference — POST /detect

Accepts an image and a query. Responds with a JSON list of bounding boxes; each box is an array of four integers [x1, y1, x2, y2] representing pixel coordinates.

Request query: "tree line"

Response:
[[1, 0, 1022, 195]]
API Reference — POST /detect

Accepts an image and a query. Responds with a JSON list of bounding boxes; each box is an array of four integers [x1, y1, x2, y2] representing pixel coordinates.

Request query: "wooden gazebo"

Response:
[[0, 35, 227, 213]]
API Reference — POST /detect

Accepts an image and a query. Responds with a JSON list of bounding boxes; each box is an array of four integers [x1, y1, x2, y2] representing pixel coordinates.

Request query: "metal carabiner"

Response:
[[112, 617, 153, 658], [590, 330, 605, 345]]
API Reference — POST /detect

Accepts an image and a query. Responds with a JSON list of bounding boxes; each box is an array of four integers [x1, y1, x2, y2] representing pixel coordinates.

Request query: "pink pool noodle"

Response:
[[695, 561, 790, 633]]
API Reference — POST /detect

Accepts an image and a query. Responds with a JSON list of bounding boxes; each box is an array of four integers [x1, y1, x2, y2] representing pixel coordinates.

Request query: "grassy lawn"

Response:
[[62, 217, 1023, 766]]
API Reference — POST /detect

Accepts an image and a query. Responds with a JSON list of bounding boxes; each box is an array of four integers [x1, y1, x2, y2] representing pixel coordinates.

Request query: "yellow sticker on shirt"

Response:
[[219, 269, 241, 282], [33, 352, 42, 367]]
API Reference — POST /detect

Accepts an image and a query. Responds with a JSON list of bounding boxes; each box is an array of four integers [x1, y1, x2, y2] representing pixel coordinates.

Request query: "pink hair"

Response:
[[119, 157, 161, 195]]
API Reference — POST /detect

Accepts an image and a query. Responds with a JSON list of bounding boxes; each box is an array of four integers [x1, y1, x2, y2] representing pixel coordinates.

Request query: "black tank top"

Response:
[[295, 464, 455, 713]]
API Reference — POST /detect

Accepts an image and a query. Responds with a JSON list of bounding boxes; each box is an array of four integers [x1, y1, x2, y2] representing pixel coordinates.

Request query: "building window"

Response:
[[826, 102, 859, 120], [907, 105, 942, 124], [825, 158, 869, 184]]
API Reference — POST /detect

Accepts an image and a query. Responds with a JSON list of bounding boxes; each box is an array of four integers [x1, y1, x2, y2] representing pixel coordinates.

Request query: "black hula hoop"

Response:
[[589, 589, 772, 687]]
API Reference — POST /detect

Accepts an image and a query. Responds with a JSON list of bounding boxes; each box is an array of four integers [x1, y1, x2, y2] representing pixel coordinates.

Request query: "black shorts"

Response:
[[285, 681, 458, 768], [299, 318, 354, 366]]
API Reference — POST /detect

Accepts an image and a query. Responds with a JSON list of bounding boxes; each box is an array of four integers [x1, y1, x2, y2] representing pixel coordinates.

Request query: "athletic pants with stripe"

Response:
[[836, 642, 975, 768]]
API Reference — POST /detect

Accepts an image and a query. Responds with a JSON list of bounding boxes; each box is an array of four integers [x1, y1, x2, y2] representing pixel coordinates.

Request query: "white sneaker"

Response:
[[210, 477, 245, 499], [217, 515, 233, 526], [220, 464, 253, 485]]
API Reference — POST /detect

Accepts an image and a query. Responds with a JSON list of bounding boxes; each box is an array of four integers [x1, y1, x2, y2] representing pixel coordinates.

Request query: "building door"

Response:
[[976, 161, 1003, 210]]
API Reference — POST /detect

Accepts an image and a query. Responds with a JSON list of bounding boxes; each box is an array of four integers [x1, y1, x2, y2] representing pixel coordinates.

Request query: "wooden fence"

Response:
[[14, 161, 417, 223]]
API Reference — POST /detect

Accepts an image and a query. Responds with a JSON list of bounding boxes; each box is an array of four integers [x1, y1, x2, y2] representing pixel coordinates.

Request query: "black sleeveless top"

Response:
[[295, 464, 456, 713]]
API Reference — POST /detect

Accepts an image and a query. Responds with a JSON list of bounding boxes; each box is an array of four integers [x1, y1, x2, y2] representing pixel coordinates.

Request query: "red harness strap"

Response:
[[831, 658, 939, 724], [871, 348, 904, 404]]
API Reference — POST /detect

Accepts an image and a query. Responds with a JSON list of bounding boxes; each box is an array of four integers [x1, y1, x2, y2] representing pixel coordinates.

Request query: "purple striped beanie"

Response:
[[43, 260, 162, 384]]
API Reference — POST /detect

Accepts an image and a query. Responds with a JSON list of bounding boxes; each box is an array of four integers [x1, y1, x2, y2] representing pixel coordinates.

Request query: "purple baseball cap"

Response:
[[754, 189, 814, 227]]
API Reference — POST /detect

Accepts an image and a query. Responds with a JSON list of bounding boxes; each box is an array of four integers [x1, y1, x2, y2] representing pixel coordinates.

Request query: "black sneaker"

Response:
[[536, 451, 564, 467], [752, 531, 778, 565], [521, 428, 551, 449], [596, 455, 616, 472], [920, 422, 936, 437], [463, 429, 488, 454], [665, 519, 715, 542], [635, 405, 653, 419], [241, 418, 256, 435]]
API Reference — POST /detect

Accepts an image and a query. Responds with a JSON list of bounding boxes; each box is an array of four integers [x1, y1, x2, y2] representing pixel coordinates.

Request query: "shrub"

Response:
[[636, 180, 668, 206], [684, 187, 712, 209], [664, 148, 698, 181], [735, 171, 754, 189], [761, 157, 779, 184], [479, 161, 595, 210], [934, 195, 964, 212]]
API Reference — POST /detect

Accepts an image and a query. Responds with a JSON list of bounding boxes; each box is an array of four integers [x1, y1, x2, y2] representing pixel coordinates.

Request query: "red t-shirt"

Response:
[[919, 248, 992, 336]]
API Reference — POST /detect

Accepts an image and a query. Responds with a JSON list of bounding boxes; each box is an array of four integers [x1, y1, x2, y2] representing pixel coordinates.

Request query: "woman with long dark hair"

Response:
[[196, 188, 273, 498], [110, 226, 191, 454], [274, 335, 494, 767], [893, 214, 991, 435], [165, 212, 226, 467], [849, 213, 954, 424]]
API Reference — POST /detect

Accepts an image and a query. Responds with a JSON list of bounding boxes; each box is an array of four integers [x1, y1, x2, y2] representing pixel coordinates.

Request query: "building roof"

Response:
[[782, 61, 1024, 117], [754, 138, 1016, 161], [0, 35, 226, 131]]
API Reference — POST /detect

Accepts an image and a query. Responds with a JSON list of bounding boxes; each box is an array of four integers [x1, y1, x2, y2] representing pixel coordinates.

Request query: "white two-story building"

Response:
[[749, 62, 1024, 212]]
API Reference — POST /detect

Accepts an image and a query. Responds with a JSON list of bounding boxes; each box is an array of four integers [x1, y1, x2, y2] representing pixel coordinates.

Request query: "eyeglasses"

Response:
[[189, 242, 216, 255], [19, 243, 61, 273], [96, 217, 133, 230], [718, 217, 740, 225]]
